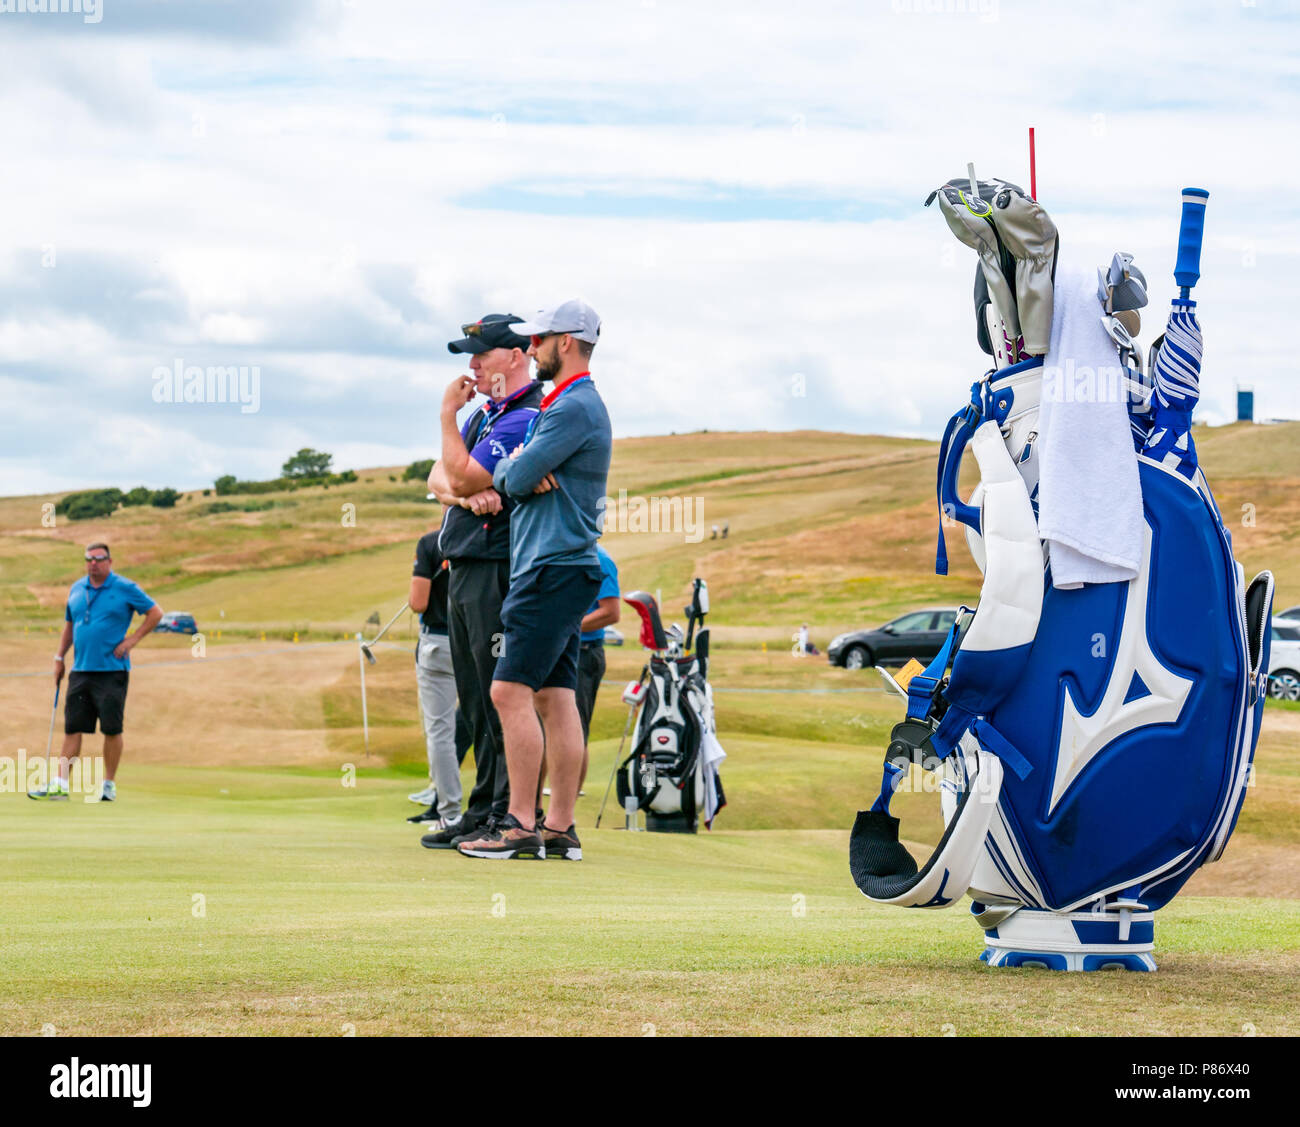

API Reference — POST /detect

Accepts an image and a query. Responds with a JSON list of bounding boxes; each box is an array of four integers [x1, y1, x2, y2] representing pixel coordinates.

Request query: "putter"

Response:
[[596, 679, 646, 828], [358, 604, 410, 755], [28, 683, 60, 799]]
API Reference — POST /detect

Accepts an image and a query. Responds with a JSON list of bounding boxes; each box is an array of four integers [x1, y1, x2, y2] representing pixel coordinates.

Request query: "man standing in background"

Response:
[[30, 542, 162, 802], [421, 315, 543, 850], [457, 300, 612, 862], [574, 543, 620, 793], [406, 522, 461, 830], [538, 541, 619, 801]]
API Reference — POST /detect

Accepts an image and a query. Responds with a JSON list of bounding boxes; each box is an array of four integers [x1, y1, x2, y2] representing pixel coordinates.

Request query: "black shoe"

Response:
[[456, 813, 545, 860], [539, 821, 582, 861], [420, 816, 470, 850], [407, 803, 442, 825]]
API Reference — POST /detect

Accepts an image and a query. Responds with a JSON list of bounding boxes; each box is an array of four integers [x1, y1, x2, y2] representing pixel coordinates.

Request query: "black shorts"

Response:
[[576, 643, 607, 744], [65, 670, 130, 736], [494, 564, 603, 692]]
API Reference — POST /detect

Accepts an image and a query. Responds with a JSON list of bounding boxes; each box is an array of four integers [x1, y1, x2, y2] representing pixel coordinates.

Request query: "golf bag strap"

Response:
[[851, 747, 1004, 908], [934, 374, 1022, 574], [905, 621, 961, 722]]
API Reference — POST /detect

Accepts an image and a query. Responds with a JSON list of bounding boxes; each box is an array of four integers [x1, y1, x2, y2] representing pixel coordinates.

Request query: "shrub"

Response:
[[56, 489, 122, 521], [150, 488, 179, 508], [122, 486, 153, 507], [403, 458, 434, 482]]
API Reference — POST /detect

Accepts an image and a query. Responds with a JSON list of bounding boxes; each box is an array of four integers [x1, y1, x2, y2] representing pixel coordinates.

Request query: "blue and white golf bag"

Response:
[[849, 179, 1274, 970]]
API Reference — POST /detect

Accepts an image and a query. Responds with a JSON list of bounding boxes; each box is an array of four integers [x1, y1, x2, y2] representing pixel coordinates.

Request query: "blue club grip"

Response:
[[1174, 187, 1209, 293]]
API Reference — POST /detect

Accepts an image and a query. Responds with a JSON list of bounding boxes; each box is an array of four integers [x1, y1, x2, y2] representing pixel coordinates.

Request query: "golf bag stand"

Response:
[[849, 178, 1273, 970], [618, 585, 726, 833]]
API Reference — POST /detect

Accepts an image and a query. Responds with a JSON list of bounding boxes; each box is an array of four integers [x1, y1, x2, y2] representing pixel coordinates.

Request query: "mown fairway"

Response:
[[1, 426, 1298, 1035]]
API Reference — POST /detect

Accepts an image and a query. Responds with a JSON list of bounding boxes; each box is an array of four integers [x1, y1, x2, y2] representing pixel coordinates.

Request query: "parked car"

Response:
[[1268, 621, 1300, 701], [155, 611, 198, 635], [1276, 605, 1300, 622], [603, 625, 624, 647], [827, 608, 963, 670]]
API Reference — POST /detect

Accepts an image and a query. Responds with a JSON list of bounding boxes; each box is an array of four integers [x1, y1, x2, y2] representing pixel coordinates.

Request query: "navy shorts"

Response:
[[495, 564, 604, 692], [65, 670, 129, 736]]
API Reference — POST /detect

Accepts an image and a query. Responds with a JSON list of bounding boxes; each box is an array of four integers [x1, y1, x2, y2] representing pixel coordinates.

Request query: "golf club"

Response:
[[596, 678, 646, 828], [360, 603, 409, 665], [358, 603, 411, 756], [27, 683, 60, 799]]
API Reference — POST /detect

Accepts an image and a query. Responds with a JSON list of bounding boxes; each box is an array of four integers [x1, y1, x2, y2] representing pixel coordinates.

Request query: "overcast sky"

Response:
[[1, 0, 1296, 495]]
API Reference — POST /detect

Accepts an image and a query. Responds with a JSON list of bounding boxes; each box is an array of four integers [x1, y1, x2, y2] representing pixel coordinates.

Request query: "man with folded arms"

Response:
[[422, 314, 543, 849], [456, 300, 612, 861]]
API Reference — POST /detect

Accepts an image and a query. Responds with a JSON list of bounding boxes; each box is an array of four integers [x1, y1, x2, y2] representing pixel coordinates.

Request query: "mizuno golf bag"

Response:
[[850, 178, 1274, 970], [618, 582, 726, 833]]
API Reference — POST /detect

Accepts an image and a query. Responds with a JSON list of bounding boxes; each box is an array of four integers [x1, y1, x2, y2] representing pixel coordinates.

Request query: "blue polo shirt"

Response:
[[65, 572, 157, 672], [492, 375, 612, 582], [580, 546, 620, 644]]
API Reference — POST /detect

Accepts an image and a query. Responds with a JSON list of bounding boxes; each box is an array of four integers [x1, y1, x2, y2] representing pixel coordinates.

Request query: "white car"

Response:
[[1268, 620, 1300, 701]]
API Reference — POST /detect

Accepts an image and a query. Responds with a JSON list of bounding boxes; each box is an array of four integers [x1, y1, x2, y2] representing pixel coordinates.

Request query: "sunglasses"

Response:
[[85, 554, 110, 562], [530, 332, 562, 348]]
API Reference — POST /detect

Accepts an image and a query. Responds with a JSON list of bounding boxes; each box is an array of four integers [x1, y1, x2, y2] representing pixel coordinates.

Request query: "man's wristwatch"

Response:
[[53, 655, 65, 663]]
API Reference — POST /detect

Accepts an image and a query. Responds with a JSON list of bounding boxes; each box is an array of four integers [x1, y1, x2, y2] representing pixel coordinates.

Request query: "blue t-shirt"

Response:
[[465, 384, 541, 477], [438, 381, 544, 562], [65, 573, 156, 672], [580, 546, 620, 644]]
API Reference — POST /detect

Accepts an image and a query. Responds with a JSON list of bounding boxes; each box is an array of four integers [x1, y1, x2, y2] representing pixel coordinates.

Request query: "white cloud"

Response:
[[1, 0, 1298, 496]]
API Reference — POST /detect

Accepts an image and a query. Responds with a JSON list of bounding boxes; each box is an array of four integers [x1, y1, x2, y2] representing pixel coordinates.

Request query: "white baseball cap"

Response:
[[512, 299, 601, 344]]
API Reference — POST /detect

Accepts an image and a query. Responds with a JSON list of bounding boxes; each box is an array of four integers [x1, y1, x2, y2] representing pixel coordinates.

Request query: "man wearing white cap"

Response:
[[455, 300, 612, 861]]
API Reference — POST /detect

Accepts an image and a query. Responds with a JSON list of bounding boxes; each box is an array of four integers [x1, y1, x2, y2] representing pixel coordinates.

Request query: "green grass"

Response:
[[4, 762, 1297, 1037], [2, 427, 1298, 1035]]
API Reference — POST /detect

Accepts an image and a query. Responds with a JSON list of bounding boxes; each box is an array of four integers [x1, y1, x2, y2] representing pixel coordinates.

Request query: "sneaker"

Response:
[[28, 779, 69, 801], [408, 784, 437, 805], [406, 804, 444, 825], [540, 822, 583, 861], [420, 817, 469, 850], [100, 780, 116, 803], [456, 813, 545, 860]]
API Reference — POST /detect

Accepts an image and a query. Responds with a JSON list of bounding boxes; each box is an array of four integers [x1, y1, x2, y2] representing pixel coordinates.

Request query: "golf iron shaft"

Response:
[[45, 683, 60, 783], [596, 699, 641, 829]]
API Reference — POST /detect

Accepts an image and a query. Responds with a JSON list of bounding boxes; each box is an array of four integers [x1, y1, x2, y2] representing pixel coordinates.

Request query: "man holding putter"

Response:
[[30, 542, 162, 802], [456, 300, 612, 861]]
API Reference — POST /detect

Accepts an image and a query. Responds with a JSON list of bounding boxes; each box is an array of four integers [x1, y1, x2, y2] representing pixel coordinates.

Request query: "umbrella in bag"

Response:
[[1143, 189, 1209, 480]]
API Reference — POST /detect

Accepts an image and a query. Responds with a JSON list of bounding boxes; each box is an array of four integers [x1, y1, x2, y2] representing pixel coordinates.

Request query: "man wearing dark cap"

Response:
[[420, 314, 543, 849], [455, 299, 612, 862]]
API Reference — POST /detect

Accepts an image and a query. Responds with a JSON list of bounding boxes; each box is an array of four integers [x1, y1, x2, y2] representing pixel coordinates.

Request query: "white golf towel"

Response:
[[1037, 262, 1144, 589]]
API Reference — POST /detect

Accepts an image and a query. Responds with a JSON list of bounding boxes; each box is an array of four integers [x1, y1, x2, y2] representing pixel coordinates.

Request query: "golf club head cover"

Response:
[[986, 185, 1059, 356], [928, 179, 1022, 353], [624, 591, 668, 651]]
